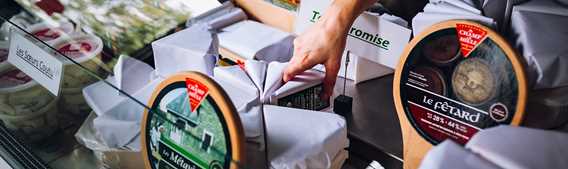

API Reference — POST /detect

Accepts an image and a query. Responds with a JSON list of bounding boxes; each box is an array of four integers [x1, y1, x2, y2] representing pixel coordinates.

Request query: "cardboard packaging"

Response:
[[295, 0, 411, 83]]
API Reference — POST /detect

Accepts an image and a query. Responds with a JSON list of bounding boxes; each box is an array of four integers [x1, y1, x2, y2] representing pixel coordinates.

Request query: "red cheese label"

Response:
[[185, 78, 209, 113], [33, 28, 62, 41], [456, 24, 487, 57], [57, 41, 94, 59]]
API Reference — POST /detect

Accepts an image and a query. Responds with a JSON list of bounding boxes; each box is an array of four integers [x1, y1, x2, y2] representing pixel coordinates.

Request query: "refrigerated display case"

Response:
[[0, 1, 225, 168]]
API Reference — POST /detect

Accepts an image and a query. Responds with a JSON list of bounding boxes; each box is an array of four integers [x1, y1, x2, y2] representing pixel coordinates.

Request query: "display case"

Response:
[[0, 0, 410, 169], [0, 1, 227, 168]]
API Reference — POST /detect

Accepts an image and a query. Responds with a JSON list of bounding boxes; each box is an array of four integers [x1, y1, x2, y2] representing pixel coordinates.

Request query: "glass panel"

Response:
[[0, 1, 249, 168]]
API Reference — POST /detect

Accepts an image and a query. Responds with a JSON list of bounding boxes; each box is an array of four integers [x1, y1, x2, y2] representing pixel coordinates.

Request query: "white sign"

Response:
[[8, 32, 63, 95], [294, 0, 411, 69]]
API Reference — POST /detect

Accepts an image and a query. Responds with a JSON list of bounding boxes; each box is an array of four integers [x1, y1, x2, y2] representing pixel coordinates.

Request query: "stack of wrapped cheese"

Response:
[[213, 60, 348, 169]]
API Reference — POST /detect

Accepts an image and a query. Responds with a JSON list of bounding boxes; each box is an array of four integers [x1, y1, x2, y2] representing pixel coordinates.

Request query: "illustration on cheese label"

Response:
[[398, 23, 523, 145], [144, 81, 231, 169]]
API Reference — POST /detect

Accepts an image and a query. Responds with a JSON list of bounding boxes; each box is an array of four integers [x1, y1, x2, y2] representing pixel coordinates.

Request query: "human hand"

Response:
[[283, 16, 346, 102], [282, 0, 375, 101]]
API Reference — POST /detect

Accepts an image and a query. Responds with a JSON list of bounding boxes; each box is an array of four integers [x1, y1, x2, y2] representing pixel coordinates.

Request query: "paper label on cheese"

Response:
[[456, 23, 487, 57], [397, 24, 522, 145], [186, 78, 209, 113], [143, 74, 242, 169]]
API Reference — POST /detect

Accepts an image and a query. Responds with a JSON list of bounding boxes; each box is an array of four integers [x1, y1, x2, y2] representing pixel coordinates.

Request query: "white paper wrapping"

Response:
[[114, 55, 153, 95], [213, 66, 262, 139], [212, 60, 345, 169], [82, 57, 162, 149], [152, 23, 218, 77], [466, 126, 568, 169], [419, 140, 500, 169], [264, 105, 348, 169], [208, 8, 247, 31], [412, 0, 495, 36], [218, 20, 294, 62], [510, 0, 568, 89]]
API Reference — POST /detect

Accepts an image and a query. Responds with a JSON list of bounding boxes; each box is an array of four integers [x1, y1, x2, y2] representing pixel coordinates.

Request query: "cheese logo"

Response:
[[186, 78, 209, 113], [456, 24, 487, 57]]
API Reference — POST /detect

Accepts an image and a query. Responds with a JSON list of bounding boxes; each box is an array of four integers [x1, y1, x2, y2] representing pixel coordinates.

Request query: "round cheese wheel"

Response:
[[393, 20, 527, 168], [141, 72, 245, 169]]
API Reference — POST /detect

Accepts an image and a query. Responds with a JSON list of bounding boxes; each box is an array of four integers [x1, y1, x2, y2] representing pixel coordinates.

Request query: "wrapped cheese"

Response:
[[264, 105, 348, 169], [218, 20, 294, 62], [419, 140, 500, 169], [152, 23, 218, 77], [412, 0, 495, 36]]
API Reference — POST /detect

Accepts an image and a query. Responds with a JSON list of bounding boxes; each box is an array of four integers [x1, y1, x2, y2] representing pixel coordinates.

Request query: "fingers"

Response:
[[321, 63, 340, 102], [283, 50, 317, 82]]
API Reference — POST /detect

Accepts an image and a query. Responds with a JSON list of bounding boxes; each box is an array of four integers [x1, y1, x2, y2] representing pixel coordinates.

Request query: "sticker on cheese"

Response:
[[142, 72, 245, 169], [186, 78, 209, 113], [456, 23, 487, 58], [394, 20, 527, 145]]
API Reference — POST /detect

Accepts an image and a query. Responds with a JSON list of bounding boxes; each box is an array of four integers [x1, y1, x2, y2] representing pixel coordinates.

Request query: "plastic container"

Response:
[[52, 34, 105, 115], [59, 86, 92, 116], [0, 69, 55, 115], [26, 22, 75, 44], [0, 96, 59, 142], [0, 41, 12, 73]]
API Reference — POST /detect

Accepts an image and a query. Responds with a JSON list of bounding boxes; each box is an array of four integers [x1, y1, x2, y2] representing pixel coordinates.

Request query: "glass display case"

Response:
[[0, 1, 232, 168]]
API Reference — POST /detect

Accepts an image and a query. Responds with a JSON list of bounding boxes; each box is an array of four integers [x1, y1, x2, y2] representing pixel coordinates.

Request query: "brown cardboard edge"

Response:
[[141, 72, 246, 169], [392, 20, 527, 169], [234, 0, 296, 33]]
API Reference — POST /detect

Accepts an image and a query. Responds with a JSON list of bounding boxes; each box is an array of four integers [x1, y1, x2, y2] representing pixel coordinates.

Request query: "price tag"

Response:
[[8, 32, 63, 95]]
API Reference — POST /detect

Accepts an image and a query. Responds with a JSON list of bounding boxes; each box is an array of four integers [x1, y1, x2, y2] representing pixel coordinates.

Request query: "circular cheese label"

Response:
[[394, 21, 527, 145], [142, 72, 245, 169]]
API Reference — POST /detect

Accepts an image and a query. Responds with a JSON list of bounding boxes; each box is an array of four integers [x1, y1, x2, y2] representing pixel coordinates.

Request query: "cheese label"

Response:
[[456, 23, 487, 58], [142, 72, 244, 169], [186, 78, 209, 113], [395, 21, 526, 145], [277, 83, 328, 111]]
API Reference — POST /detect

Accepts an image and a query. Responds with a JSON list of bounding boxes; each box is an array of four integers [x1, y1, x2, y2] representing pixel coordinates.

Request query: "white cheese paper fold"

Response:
[[152, 23, 218, 77]]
